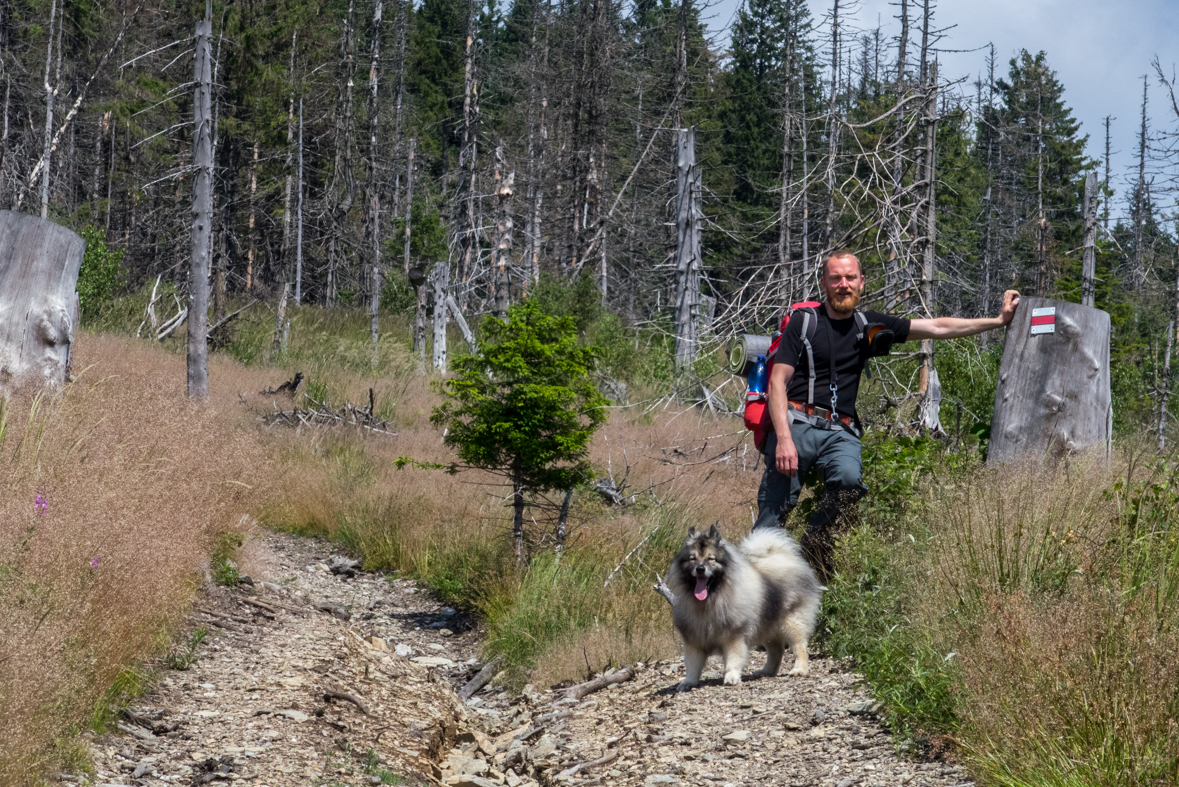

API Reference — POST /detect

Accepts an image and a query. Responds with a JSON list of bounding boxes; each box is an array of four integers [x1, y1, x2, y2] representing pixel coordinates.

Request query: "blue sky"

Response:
[[699, 0, 1179, 221]]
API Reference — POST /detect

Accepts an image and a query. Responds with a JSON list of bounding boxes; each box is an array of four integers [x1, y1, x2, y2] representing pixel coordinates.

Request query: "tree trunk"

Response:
[[1103, 115, 1112, 235], [370, 265, 380, 364], [39, 0, 59, 219], [282, 31, 297, 275], [403, 137, 414, 272], [776, 22, 794, 308], [455, 0, 479, 309], [1035, 96, 1047, 295], [296, 98, 304, 303], [364, 0, 383, 286], [1081, 170, 1097, 308], [1133, 76, 1148, 289], [1159, 322, 1173, 452], [273, 282, 289, 354], [673, 127, 701, 371], [432, 261, 449, 372], [989, 296, 1111, 465], [917, 61, 938, 429], [413, 274, 427, 364], [493, 141, 513, 318], [0, 211, 85, 391], [823, 0, 840, 250], [327, 0, 357, 307], [187, 17, 214, 400], [391, 0, 407, 217], [247, 139, 258, 290], [980, 45, 996, 318], [513, 458, 525, 569]]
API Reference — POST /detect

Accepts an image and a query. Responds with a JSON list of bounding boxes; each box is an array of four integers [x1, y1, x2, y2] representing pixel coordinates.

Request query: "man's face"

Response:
[[822, 255, 864, 314]]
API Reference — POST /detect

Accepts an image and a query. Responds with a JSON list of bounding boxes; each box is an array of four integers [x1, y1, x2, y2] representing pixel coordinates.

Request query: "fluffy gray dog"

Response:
[[667, 524, 821, 692]]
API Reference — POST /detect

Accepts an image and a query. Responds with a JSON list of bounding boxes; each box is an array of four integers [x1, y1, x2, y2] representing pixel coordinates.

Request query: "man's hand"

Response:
[[1000, 289, 1021, 325], [776, 436, 799, 477]]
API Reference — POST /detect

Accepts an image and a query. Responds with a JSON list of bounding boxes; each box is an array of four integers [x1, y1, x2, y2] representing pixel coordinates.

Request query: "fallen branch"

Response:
[[194, 605, 252, 624], [564, 665, 635, 701], [156, 306, 188, 341], [236, 597, 280, 617], [533, 709, 573, 726], [604, 527, 661, 589], [208, 298, 259, 336], [444, 294, 478, 352], [555, 749, 619, 779], [324, 689, 370, 715], [240, 596, 306, 616], [256, 388, 395, 435], [652, 573, 677, 606], [137, 275, 163, 338], [458, 656, 502, 702]]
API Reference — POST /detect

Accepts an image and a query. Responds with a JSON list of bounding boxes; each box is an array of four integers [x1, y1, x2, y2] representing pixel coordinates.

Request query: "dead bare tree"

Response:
[[673, 127, 702, 372], [187, 12, 214, 400], [493, 141, 514, 318], [326, 0, 358, 307]]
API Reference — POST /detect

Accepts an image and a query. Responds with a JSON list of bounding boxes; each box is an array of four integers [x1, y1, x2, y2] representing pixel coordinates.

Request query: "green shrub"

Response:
[[76, 226, 125, 318]]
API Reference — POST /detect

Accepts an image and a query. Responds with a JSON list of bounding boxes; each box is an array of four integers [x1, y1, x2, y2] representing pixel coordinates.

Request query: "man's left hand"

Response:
[[1000, 290, 1020, 325]]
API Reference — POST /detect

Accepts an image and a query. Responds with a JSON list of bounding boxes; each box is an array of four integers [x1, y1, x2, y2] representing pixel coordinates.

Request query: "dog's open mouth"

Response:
[[694, 576, 709, 601]]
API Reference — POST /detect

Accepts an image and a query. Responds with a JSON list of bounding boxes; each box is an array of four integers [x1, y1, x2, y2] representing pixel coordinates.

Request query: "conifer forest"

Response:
[[10, 0, 1179, 424]]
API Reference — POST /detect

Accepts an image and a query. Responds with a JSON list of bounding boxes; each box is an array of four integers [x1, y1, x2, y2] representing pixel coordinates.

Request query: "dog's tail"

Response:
[[740, 528, 821, 593], [740, 528, 803, 560]]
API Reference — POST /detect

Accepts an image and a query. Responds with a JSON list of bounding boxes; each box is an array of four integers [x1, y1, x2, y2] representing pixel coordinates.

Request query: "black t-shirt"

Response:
[[774, 308, 911, 421]]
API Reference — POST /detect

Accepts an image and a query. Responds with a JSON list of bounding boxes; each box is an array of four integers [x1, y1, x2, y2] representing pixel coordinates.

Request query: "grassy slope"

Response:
[[10, 292, 1179, 786]]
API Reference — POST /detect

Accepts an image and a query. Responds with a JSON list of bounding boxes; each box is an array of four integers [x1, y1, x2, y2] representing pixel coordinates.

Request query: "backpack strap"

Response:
[[853, 310, 867, 341], [800, 309, 817, 406]]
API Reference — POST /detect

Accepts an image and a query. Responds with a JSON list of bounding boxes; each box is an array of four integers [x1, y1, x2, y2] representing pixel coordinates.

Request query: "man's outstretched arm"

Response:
[[908, 289, 1020, 340]]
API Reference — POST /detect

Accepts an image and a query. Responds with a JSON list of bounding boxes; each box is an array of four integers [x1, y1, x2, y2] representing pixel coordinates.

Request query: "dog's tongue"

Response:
[[694, 577, 709, 601]]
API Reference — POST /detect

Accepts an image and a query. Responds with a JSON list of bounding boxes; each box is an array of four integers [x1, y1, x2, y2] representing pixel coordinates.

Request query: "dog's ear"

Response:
[[687, 526, 697, 539], [707, 522, 720, 540]]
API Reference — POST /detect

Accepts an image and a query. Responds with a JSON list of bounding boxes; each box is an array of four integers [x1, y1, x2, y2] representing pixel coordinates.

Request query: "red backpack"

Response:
[[742, 301, 871, 450]]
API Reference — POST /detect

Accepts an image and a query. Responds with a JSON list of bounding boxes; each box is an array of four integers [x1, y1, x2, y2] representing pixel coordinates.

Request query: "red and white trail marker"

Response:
[[1030, 306, 1056, 335]]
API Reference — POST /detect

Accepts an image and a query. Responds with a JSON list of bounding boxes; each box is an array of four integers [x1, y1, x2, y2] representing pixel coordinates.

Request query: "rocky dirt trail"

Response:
[[61, 532, 974, 787]]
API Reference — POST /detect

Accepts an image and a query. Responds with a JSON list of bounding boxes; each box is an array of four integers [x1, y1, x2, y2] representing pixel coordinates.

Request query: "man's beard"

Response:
[[828, 289, 861, 313]]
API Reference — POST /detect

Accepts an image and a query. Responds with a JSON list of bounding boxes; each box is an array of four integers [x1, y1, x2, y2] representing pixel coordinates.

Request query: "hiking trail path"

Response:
[[60, 532, 975, 787]]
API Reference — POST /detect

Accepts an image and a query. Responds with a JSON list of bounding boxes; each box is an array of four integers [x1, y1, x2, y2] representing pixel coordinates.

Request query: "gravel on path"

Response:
[[59, 532, 971, 787]]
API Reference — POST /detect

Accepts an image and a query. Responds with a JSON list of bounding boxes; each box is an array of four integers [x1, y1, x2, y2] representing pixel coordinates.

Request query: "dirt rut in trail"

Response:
[[60, 533, 973, 787]]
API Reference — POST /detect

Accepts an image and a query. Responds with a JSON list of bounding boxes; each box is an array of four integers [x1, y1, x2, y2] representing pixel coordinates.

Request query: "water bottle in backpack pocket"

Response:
[[743, 354, 769, 449]]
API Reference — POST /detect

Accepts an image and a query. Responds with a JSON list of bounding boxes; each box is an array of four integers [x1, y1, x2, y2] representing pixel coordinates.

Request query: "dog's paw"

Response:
[[751, 667, 776, 679], [786, 664, 809, 676], [723, 671, 743, 686], [676, 680, 695, 693]]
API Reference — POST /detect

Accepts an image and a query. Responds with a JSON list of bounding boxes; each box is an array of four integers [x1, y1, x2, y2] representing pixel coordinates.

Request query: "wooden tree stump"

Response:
[[0, 210, 86, 391], [989, 296, 1111, 464]]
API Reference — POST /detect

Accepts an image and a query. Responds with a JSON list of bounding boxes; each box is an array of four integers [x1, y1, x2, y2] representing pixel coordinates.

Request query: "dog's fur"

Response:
[[667, 524, 821, 691]]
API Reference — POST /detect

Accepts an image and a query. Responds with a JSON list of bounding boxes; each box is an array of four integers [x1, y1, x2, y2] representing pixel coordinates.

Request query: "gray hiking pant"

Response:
[[754, 418, 867, 578]]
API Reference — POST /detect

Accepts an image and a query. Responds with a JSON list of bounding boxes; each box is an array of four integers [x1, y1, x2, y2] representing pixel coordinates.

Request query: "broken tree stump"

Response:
[[0, 210, 86, 391], [988, 296, 1111, 464]]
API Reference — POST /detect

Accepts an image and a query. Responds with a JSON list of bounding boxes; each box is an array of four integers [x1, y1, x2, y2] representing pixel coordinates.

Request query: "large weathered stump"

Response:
[[989, 296, 1111, 464], [0, 211, 86, 391]]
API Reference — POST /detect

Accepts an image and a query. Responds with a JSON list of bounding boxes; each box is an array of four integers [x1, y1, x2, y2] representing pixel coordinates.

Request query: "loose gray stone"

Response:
[[446, 754, 489, 776]]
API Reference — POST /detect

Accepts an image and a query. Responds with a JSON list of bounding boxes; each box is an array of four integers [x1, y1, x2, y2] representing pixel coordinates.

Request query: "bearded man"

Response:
[[755, 250, 1020, 580]]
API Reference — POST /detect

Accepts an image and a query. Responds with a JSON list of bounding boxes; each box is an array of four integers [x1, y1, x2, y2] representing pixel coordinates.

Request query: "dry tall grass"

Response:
[[916, 454, 1179, 785], [0, 335, 266, 783], [250, 349, 765, 686]]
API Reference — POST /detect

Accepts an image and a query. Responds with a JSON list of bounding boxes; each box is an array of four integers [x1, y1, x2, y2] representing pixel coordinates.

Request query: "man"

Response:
[[755, 250, 1020, 579]]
